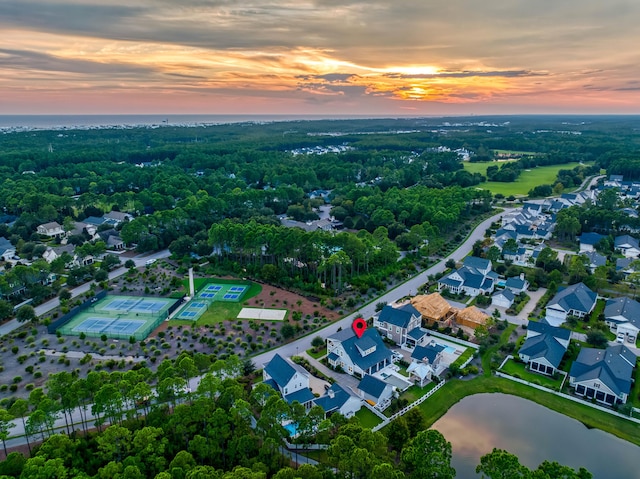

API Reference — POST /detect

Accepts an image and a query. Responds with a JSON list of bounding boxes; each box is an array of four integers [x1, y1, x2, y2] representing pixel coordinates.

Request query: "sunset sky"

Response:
[[2, 0, 639, 115]]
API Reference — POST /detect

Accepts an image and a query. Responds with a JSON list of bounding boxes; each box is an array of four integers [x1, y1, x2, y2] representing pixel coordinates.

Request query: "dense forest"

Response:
[[0, 355, 592, 479], [0, 115, 638, 304]]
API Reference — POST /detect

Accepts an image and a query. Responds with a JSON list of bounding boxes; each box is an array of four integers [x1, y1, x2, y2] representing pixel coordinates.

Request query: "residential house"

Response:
[[83, 216, 107, 227], [569, 345, 636, 405], [98, 229, 125, 250], [407, 342, 445, 387], [616, 258, 636, 278], [581, 251, 607, 273], [492, 289, 515, 308], [357, 374, 394, 411], [0, 237, 16, 261], [314, 383, 361, 418], [410, 293, 457, 328], [263, 353, 315, 408], [37, 221, 64, 238], [615, 235, 640, 259], [604, 297, 640, 344], [437, 256, 497, 297], [327, 328, 393, 378], [578, 233, 605, 253], [505, 274, 530, 294], [518, 321, 570, 376], [545, 282, 597, 327], [103, 211, 133, 225], [373, 303, 424, 348]]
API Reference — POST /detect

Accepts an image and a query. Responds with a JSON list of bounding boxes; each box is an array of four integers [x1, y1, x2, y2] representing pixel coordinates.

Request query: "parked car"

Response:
[[617, 333, 625, 343]]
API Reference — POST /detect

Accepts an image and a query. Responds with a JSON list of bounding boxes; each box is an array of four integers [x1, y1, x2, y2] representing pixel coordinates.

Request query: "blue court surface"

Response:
[[72, 317, 145, 335], [190, 302, 206, 308], [179, 311, 197, 318], [199, 292, 216, 298], [205, 285, 222, 292], [229, 286, 246, 293], [223, 293, 240, 300]]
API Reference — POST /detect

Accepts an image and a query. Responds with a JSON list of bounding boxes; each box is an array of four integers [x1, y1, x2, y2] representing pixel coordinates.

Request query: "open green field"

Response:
[[463, 161, 590, 196], [463, 160, 517, 175]]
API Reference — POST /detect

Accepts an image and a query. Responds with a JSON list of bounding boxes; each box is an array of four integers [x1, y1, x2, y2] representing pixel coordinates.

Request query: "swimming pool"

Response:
[[284, 423, 298, 437]]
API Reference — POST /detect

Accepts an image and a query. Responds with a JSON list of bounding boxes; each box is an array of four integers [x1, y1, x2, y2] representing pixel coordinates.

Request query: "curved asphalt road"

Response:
[[2, 210, 509, 449]]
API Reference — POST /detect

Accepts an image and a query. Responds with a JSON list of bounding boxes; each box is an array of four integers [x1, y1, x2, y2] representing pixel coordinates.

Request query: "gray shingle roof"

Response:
[[314, 383, 352, 413], [378, 304, 418, 328], [411, 343, 444, 363], [328, 328, 392, 371], [505, 276, 526, 290], [358, 374, 388, 399], [527, 321, 571, 341], [264, 353, 307, 389], [615, 235, 639, 249], [604, 297, 640, 327], [583, 251, 606, 268], [570, 345, 636, 396], [493, 289, 515, 301], [579, 232, 605, 246], [284, 388, 316, 405], [519, 334, 567, 368], [548, 282, 597, 315], [463, 256, 491, 271]]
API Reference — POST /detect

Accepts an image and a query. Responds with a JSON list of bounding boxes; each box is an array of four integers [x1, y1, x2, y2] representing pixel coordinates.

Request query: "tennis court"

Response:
[[72, 317, 145, 336], [174, 281, 250, 321], [57, 295, 178, 340]]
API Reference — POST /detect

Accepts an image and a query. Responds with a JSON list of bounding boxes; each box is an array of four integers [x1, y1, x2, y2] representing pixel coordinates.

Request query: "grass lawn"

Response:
[[568, 299, 614, 341], [463, 161, 590, 196], [418, 376, 640, 447], [629, 366, 640, 409], [399, 383, 437, 403], [306, 347, 325, 360], [450, 348, 475, 369], [500, 359, 564, 390], [355, 408, 383, 429], [481, 324, 517, 376]]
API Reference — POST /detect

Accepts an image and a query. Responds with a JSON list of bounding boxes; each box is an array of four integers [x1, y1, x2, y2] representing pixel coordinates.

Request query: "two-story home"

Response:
[[36, 221, 65, 238], [518, 321, 571, 376], [437, 256, 497, 297], [615, 235, 640, 259], [545, 282, 597, 327], [569, 344, 636, 405], [374, 303, 426, 348], [263, 353, 315, 408], [327, 328, 393, 378], [604, 296, 640, 344]]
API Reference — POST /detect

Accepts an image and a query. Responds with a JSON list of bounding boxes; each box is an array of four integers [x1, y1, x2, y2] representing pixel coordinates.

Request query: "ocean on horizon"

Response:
[[0, 114, 397, 131]]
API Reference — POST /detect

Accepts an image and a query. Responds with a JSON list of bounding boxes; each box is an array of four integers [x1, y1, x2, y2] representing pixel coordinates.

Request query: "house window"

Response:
[[396, 327, 401, 333]]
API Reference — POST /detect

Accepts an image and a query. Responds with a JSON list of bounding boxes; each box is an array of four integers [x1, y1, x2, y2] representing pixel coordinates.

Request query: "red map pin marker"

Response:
[[352, 317, 367, 339]]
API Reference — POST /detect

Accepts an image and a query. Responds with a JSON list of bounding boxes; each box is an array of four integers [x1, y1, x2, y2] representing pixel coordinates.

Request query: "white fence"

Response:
[[372, 379, 446, 432], [495, 371, 640, 424]]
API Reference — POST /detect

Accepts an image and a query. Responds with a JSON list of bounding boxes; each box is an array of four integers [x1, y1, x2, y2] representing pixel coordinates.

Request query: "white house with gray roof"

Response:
[[605, 297, 640, 344], [263, 353, 315, 408], [0, 237, 16, 261], [492, 289, 515, 308], [438, 256, 497, 297], [615, 235, 640, 259], [545, 282, 597, 326], [519, 321, 570, 376], [569, 344, 636, 405], [327, 328, 393, 378]]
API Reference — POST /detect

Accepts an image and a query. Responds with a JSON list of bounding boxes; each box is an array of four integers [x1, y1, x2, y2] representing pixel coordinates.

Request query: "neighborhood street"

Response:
[[3, 210, 509, 448]]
